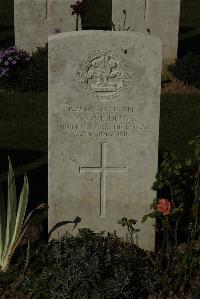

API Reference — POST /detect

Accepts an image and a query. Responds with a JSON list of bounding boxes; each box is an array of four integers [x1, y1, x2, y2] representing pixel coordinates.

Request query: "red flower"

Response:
[[157, 199, 171, 216], [71, 1, 83, 16]]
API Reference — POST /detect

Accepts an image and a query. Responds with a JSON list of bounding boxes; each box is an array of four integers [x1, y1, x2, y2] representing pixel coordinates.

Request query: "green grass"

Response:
[[0, 90, 48, 215], [0, 91, 47, 152], [0, 0, 13, 26], [180, 0, 200, 37], [0, 0, 14, 48], [159, 93, 200, 159], [178, 0, 200, 57]]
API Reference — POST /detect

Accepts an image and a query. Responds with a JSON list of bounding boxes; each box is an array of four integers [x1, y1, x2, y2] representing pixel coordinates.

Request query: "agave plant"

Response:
[[0, 157, 29, 272]]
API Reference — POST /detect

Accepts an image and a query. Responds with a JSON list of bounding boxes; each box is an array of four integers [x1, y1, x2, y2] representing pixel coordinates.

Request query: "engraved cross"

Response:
[[79, 143, 127, 217]]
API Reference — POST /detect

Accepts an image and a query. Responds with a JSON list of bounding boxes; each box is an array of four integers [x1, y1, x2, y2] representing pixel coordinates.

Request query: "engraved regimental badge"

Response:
[[77, 49, 133, 101]]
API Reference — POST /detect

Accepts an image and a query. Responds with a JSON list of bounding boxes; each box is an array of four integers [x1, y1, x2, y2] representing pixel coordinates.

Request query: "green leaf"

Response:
[[148, 212, 159, 219], [0, 183, 6, 260], [10, 175, 29, 250], [171, 208, 183, 215], [185, 159, 192, 166], [3, 174, 29, 268], [142, 215, 148, 223], [3, 157, 17, 259]]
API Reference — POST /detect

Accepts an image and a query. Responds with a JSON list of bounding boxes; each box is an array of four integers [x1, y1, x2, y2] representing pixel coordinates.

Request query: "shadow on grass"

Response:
[[178, 0, 200, 56], [0, 149, 44, 173], [159, 93, 200, 160], [0, 24, 13, 32]]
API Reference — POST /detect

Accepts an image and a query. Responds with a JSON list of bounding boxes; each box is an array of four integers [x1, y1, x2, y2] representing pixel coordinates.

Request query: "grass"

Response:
[[179, 0, 200, 37], [0, 90, 47, 152], [159, 93, 200, 159], [0, 90, 48, 218], [178, 0, 200, 57], [0, 0, 13, 26], [0, 0, 14, 48]]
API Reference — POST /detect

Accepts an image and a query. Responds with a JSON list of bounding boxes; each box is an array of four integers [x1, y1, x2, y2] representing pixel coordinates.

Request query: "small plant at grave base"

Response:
[[117, 217, 140, 244], [0, 158, 47, 277], [0, 47, 31, 84], [70, 0, 83, 31], [112, 9, 132, 32], [15, 229, 158, 298], [142, 135, 200, 297]]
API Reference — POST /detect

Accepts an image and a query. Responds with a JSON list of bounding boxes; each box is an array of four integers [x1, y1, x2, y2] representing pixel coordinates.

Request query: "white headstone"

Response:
[[14, 0, 79, 52], [48, 31, 162, 251], [112, 0, 181, 63], [15, 0, 179, 63]]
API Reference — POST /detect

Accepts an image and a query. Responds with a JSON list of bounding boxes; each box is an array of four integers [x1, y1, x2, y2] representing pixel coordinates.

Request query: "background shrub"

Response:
[[169, 53, 200, 89], [0, 44, 47, 92], [0, 46, 30, 80], [19, 44, 48, 92]]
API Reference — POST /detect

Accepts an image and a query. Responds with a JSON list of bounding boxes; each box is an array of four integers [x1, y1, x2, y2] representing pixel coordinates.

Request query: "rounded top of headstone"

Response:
[[48, 30, 162, 45]]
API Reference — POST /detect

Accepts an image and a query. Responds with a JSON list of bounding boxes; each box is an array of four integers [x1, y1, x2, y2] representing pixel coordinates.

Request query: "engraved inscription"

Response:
[[79, 143, 127, 217], [77, 50, 133, 101], [55, 105, 151, 138]]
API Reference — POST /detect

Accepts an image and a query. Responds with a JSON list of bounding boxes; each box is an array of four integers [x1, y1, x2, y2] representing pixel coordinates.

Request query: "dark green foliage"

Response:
[[153, 140, 199, 246], [15, 229, 158, 298], [0, 44, 47, 92], [169, 53, 200, 88], [146, 136, 200, 296], [190, 273, 200, 296], [19, 44, 48, 92]]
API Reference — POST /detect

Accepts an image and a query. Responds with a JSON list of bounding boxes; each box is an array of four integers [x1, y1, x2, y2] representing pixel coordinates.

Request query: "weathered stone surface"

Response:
[[47, 0, 80, 34], [14, 0, 48, 52], [14, 0, 78, 52], [15, 0, 180, 63], [112, 0, 181, 63], [48, 31, 162, 251], [14, 0, 111, 52]]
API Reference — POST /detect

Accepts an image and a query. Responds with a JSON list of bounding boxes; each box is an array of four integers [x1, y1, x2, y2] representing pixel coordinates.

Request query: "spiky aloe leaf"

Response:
[[3, 157, 17, 259], [5, 203, 48, 262], [8, 175, 29, 253], [0, 183, 6, 260], [1, 170, 29, 272]]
